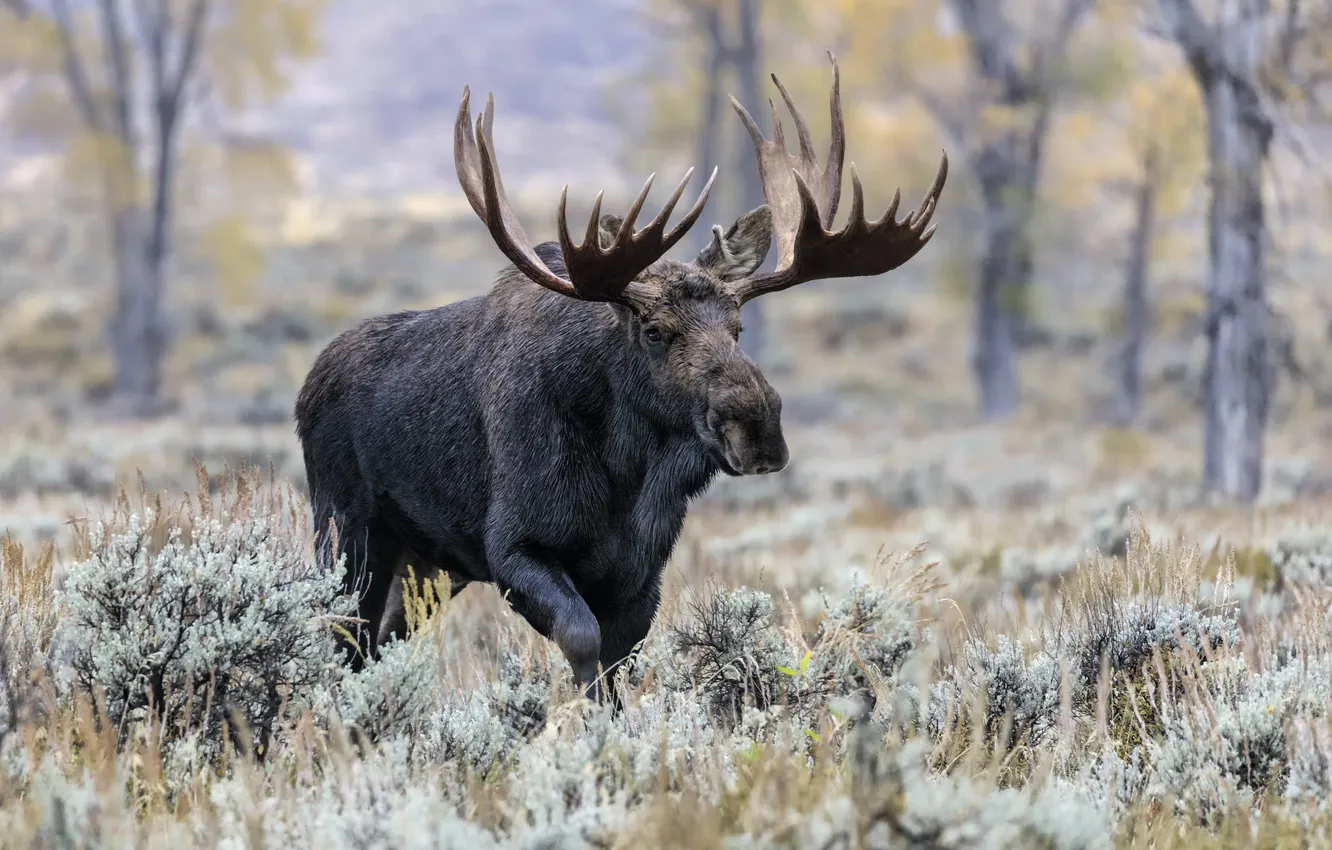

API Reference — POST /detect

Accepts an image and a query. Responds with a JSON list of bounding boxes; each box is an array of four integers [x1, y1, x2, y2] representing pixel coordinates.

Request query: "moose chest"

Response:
[[569, 431, 715, 606]]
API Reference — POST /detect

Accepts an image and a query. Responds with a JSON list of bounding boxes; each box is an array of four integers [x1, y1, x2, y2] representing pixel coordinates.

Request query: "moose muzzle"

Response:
[[704, 359, 789, 477]]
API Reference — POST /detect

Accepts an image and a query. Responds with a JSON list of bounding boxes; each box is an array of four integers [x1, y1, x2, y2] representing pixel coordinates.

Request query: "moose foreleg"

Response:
[[596, 583, 662, 711], [491, 548, 604, 702]]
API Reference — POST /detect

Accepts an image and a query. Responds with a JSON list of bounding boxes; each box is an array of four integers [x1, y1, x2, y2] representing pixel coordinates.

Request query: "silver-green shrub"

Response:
[[663, 586, 798, 722], [53, 508, 353, 752], [1267, 525, 1332, 588]]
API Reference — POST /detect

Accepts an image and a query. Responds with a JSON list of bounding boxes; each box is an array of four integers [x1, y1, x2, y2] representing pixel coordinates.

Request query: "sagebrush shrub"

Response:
[[14, 466, 1332, 846], [1148, 655, 1332, 815], [0, 536, 57, 744], [947, 593, 1239, 749], [664, 586, 797, 721], [53, 503, 353, 753], [1266, 525, 1332, 588], [328, 635, 440, 745], [806, 580, 918, 706]]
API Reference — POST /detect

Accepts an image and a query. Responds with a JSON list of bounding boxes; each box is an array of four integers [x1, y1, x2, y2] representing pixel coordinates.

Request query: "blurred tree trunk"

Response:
[[690, 3, 725, 259], [972, 134, 1040, 420], [731, 0, 767, 363], [1160, 0, 1276, 501], [110, 85, 184, 414], [682, 0, 768, 363], [109, 209, 168, 414], [948, 0, 1092, 420], [51, 0, 208, 417], [1116, 149, 1159, 425], [1198, 71, 1272, 499]]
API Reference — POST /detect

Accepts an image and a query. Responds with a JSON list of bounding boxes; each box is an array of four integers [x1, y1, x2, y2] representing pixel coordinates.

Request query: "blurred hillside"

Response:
[[1, 0, 1331, 550], [0, 0, 648, 199], [269, 0, 652, 198]]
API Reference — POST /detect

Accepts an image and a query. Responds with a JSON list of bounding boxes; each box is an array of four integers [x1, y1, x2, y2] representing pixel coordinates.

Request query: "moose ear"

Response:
[[695, 205, 772, 282], [597, 214, 625, 249]]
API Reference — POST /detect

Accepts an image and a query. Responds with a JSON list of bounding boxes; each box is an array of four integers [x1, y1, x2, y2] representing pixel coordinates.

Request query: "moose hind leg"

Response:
[[332, 519, 403, 670], [492, 549, 603, 701], [377, 564, 471, 647], [378, 573, 411, 648]]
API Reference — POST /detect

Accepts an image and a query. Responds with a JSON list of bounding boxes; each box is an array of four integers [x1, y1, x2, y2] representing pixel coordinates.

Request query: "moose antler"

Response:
[[726, 53, 948, 304], [455, 87, 717, 312]]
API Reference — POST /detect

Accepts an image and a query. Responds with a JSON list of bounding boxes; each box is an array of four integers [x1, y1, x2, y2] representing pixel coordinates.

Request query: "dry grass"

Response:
[[0, 173, 1331, 845], [0, 460, 1323, 846]]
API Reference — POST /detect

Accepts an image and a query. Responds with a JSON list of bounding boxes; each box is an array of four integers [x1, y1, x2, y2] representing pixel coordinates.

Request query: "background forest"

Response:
[[2, 0, 1332, 847]]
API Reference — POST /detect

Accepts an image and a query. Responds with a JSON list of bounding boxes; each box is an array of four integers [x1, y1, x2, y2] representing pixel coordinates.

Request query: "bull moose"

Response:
[[295, 53, 947, 703]]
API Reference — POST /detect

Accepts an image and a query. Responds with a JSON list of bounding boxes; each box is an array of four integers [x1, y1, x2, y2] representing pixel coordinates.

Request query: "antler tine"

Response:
[[904, 152, 949, 232], [559, 164, 716, 304], [770, 73, 815, 169], [453, 88, 486, 222], [823, 52, 846, 225], [661, 166, 719, 245], [617, 172, 657, 243], [767, 98, 787, 156], [846, 163, 867, 233], [455, 85, 716, 310], [583, 191, 606, 253], [725, 55, 948, 305], [729, 52, 846, 274], [456, 88, 577, 299]]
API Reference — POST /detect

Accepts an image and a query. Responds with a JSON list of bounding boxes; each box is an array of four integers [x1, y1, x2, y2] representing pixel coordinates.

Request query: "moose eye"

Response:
[[643, 326, 663, 345]]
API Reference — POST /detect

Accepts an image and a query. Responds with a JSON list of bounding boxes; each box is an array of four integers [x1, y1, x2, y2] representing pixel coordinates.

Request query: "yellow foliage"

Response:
[[198, 214, 264, 308], [1047, 110, 1132, 209], [1096, 426, 1154, 474], [835, 0, 967, 91], [221, 140, 301, 204], [0, 9, 60, 74], [848, 101, 948, 210], [1126, 65, 1205, 173], [978, 103, 1040, 137], [1155, 292, 1207, 335], [1152, 226, 1202, 266], [935, 248, 974, 308], [62, 132, 138, 209], [1062, 35, 1137, 104], [1096, 0, 1139, 27], [2, 0, 324, 310], [205, 0, 326, 110]]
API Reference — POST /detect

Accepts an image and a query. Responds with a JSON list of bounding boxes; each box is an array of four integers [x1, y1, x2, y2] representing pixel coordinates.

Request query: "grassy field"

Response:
[[2, 189, 1332, 847]]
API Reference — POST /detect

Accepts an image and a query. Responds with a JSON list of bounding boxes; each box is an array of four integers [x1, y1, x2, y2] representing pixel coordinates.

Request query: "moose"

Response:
[[295, 53, 947, 704]]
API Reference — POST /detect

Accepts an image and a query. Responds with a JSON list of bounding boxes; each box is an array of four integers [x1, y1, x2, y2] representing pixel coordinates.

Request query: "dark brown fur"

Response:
[[295, 210, 784, 702]]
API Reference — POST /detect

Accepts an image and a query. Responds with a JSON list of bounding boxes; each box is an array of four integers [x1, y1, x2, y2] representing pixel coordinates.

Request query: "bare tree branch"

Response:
[[946, 0, 1034, 102], [131, 0, 166, 108], [168, 0, 208, 107], [141, 0, 207, 267], [691, 1, 724, 254], [1277, 0, 1303, 73], [1031, 0, 1098, 89], [1158, 0, 1222, 82], [1053, 0, 1099, 46], [912, 84, 972, 156], [51, 0, 106, 132], [97, 0, 135, 147], [1044, 0, 1099, 60]]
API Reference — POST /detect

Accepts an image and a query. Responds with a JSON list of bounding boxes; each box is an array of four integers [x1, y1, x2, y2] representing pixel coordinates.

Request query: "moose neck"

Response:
[[603, 346, 723, 504]]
